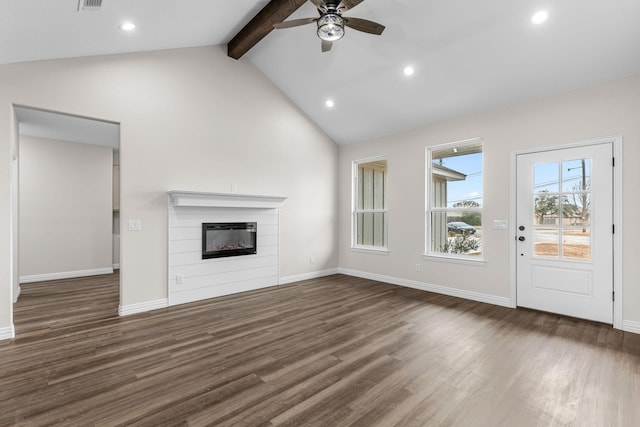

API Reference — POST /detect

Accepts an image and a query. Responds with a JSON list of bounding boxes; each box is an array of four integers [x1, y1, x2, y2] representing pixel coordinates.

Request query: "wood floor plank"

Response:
[[1, 272, 639, 426]]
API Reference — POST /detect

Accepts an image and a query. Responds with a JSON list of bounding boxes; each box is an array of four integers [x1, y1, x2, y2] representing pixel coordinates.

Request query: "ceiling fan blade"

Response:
[[344, 17, 385, 35], [273, 17, 317, 29], [308, 0, 326, 10], [321, 40, 333, 52], [338, 0, 365, 11]]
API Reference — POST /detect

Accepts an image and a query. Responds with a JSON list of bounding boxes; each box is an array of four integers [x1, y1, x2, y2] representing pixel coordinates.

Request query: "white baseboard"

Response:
[[0, 324, 15, 340], [118, 299, 168, 317], [279, 268, 339, 285], [338, 268, 513, 308], [112, 263, 120, 270], [20, 267, 114, 284], [13, 285, 20, 303], [622, 320, 640, 335]]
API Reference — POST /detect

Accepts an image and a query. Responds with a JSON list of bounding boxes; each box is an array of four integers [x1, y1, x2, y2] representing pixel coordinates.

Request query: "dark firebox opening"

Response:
[[202, 222, 257, 259]]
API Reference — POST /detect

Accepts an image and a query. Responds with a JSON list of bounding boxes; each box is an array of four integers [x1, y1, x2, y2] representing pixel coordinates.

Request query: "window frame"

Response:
[[425, 138, 484, 263], [352, 156, 389, 253]]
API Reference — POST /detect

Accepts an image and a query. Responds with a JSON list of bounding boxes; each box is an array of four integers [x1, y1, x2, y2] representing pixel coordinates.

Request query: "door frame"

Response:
[[509, 136, 622, 329]]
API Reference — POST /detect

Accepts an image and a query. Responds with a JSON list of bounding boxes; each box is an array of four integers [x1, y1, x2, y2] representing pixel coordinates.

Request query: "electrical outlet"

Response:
[[176, 274, 184, 285], [309, 256, 316, 264], [231, 183, 238, 192], [415, 264, 421, 272]]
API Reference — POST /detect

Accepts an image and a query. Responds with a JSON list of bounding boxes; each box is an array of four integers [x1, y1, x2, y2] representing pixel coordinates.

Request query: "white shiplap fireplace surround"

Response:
[[167, 191, 287, 306]]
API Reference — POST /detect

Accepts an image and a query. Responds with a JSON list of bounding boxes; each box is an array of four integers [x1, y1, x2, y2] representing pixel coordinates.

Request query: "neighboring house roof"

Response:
[[432, 163, 466, 181]]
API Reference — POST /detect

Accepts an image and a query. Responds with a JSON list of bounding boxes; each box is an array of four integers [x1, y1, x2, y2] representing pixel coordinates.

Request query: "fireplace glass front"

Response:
[[202, 222, 257, 259]]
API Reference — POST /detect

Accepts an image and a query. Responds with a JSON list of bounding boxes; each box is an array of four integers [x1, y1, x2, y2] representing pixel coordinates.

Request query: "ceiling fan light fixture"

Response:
[[317, 14, 345, 42]]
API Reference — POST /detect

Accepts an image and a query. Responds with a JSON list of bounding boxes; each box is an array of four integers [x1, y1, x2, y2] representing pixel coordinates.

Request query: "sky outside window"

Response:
[[436, 152, 483, 207]]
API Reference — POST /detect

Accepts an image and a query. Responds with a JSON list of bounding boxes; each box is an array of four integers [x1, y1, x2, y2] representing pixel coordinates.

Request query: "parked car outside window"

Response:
[[447, 221, 476, 235]]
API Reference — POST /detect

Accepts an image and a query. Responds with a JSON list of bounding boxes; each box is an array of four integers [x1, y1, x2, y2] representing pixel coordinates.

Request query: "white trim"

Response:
[[279, 268, 339, 285], [428, 137, 484, 152], [339, 268, 512, 308], [510, 136, 623, 329], [10, 105, 19, 332], [422, 254, 486, 266], [112, 263, 120, 270], [351, 246, 390, 255], [118, 298, 168, 316], [167, 191, 287, 209], [511, 136, 621, 155], [622, 320, 640, 335], [509, 149, 517, 308], [19, 267, 114, 284], [0, 324, 15, 340], [613, 138, 623, 330], [13, 285, 21, 303]]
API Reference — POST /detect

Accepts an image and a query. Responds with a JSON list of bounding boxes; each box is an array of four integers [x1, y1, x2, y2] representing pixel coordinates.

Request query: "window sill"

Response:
[[351, 246, 390, 255], [422, 254, 485, 266]]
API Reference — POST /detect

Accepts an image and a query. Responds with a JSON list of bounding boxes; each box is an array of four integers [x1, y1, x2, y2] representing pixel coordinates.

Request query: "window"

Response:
[[426, 139, 483, 259], [353, 158, 388, 250]]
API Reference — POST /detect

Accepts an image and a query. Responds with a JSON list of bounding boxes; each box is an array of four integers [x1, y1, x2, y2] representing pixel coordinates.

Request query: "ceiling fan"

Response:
[[273, 0, 385, 52]]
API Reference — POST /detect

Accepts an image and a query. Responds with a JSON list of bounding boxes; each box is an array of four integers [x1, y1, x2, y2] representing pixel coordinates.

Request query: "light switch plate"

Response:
[[128, 219, 142, 231], [493, 219, 508, 230]]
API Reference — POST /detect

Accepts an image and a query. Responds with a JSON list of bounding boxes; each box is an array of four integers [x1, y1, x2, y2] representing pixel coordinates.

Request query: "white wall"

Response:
[[19, 136, 113, 281], [339, 74, 640, 325], [0, 45, 338, 335]]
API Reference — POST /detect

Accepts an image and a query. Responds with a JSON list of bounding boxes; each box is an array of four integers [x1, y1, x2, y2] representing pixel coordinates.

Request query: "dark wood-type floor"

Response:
[[2, 273, 640, 426]]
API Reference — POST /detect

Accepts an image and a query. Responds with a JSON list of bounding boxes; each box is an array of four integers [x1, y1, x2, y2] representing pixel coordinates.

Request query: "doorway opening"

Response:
[[12, 106, 120, 334]]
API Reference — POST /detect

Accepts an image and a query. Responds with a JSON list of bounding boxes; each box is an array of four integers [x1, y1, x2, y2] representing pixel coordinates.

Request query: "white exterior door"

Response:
[[516, 143, 613, 323]]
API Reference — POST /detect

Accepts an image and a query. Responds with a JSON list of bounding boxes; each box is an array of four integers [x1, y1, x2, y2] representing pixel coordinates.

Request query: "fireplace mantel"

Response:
[[168, 191, 287, 209]]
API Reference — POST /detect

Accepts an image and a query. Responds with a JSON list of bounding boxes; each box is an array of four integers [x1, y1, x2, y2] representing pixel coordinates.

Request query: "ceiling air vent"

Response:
[[78, 0, 103, 11]]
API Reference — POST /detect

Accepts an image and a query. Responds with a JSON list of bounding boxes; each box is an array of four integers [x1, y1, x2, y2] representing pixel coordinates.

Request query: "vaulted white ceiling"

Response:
[[3, 0, 640, 145]]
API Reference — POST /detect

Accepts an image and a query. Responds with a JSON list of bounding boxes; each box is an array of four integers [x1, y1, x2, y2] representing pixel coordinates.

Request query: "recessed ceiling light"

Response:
[[403, 66, 415, 77], [531, 10, 549, 25], [325, 99, 335, 108], [119, 22, 136, 32]]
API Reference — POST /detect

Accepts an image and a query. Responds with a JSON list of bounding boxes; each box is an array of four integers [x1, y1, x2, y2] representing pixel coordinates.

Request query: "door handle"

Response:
[[518, 236, 526, 241]]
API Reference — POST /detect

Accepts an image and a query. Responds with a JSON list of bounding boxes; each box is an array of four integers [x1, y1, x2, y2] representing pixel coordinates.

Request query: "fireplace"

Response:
[[202, 222, 257, 259]]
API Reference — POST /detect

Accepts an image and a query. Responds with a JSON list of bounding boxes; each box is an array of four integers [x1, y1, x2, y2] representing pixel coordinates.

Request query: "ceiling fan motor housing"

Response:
[[323, 0, 342, 10], [317, 13, 345, 41]]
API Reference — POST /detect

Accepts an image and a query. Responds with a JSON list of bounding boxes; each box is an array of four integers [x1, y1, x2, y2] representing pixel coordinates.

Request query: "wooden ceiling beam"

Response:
[[228, 0, 308, 60]]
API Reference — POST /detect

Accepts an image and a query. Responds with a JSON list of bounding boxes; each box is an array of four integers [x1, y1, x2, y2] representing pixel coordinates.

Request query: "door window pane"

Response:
[[534, 227, 559, 258], [534, 162, 559, 193], [562, 159, 590, 192], [564, 191, 591, 227], [533, 194, 559, 225], [562, 228, 591, 260]]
